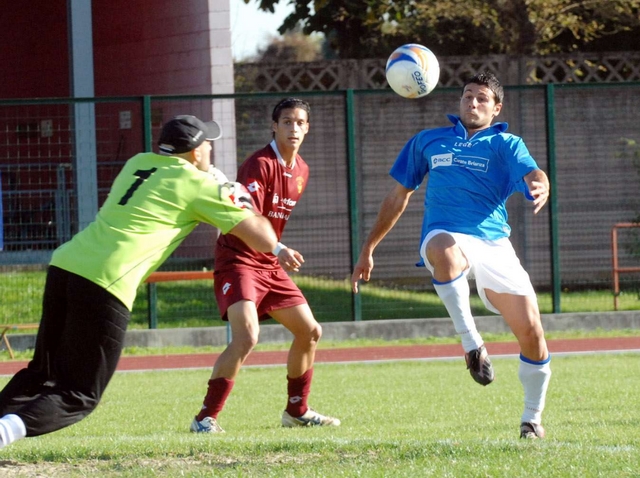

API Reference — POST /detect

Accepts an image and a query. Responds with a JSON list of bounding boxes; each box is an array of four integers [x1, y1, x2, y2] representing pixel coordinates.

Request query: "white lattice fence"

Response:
[[235, 61, 349, 92], [235, 51, 640, 92], [525, 52, 640, 83]]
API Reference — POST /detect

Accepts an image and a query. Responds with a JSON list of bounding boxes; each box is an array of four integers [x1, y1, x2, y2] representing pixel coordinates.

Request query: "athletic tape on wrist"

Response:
[[272, 242, 286, 256]]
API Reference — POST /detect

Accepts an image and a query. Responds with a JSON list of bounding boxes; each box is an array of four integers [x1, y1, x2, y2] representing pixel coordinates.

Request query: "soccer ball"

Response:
[[385, 44, 440, 99]]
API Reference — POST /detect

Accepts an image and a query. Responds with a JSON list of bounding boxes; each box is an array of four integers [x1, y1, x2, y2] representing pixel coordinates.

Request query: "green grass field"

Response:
[[2, 271, 640, 330], [0, 353, 638, 476]]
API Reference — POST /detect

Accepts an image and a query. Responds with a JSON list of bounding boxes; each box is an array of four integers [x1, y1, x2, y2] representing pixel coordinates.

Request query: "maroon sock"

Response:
[[196, 377, 234, 421], [285, 368, 313, 417]]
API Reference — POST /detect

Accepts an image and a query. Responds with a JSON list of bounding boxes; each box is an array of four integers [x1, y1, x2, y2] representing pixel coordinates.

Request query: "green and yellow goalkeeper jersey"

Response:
[[51, 152, 253, 310]]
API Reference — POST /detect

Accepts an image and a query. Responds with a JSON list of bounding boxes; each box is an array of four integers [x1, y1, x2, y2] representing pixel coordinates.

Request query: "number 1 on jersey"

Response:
[[118, 168, 158, 205]]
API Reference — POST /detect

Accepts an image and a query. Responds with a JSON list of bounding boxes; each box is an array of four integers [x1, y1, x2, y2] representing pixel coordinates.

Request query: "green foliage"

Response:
[[254, 30, 324, 62], [248, 0, 640, 58], [0, 354, 639, 476]]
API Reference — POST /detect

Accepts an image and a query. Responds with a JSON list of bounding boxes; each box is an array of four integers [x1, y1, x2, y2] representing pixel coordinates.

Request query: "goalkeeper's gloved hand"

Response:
[[220, 181, 254, 210]]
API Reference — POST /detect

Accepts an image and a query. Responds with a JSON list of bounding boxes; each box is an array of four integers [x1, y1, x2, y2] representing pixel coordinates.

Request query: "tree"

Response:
[[254, 30, 323, 62], [247, 0, 640, 58]]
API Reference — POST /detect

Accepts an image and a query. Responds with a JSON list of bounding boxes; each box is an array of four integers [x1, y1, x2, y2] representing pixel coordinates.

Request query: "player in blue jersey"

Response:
[[351, 72, 551, 439]]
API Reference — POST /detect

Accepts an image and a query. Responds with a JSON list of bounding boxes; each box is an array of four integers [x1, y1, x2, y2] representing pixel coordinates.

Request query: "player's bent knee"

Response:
[[516, 324, 543, 343], [312, 323, 322, 342], [83, 397, 101, 416], [515, 324, 547, 355], [294, 322, 321, 344], [230, 333, 259, 354], [65, 391, 101, 419]]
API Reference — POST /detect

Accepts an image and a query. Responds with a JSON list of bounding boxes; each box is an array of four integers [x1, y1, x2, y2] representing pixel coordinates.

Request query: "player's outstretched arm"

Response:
[[351, 183, 414, 293], [228, 215, 278, 253], [524, 169, 550, 214]]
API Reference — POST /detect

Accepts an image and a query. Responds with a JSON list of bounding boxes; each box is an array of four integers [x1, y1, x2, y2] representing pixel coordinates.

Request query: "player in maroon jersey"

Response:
[[191, 98, 340, 433]]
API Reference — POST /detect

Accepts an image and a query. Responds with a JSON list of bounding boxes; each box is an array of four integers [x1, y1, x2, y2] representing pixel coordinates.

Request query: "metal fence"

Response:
[[1, 84, 640, 327]]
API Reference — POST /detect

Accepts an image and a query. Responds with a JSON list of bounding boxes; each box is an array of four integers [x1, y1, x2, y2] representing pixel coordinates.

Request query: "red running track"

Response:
[[0, 337, 638, 375]]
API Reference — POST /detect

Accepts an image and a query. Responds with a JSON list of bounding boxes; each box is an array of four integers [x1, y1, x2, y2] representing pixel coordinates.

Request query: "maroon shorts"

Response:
[[213, 268, 307, 321]]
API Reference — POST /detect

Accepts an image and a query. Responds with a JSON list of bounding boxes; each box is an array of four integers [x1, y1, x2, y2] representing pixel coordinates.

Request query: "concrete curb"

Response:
[[3, 310, 639, 353]]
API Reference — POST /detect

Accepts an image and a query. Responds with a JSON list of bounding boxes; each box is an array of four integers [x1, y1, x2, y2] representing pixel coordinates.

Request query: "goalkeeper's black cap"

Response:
[[158, 115, 222, 154]]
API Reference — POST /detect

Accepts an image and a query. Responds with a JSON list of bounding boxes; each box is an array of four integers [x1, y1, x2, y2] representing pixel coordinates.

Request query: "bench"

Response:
[[1, 324, 39, 359], [144, 270, 214, 328]]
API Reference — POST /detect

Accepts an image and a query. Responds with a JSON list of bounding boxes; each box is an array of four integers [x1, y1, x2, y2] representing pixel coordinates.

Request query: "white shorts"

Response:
[[420, 229, 536, 314]]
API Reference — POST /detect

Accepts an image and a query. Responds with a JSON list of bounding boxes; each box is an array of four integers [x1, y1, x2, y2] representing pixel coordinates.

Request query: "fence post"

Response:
[[346, 89, 362, 321], [545, 83, 561, 313], [147, 283, 158, 329], [142, 95, 152, 152]]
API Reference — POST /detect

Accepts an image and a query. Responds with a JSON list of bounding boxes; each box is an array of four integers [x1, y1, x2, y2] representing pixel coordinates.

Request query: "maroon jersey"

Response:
[[214, 142, 309, 272]]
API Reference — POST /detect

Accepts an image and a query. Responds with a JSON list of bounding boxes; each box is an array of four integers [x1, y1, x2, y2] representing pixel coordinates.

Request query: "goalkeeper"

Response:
[[0, 115, 277, 448]]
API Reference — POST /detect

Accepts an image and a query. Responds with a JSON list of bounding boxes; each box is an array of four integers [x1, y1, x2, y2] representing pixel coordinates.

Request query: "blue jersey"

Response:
[[390, 115, 539, 247]]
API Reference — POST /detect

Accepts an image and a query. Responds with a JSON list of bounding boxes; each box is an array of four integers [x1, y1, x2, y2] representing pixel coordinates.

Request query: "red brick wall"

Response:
[[92, 0, 214, 95], [0, 0, 215, 99], [1, 1, 230, 259], [0, 2, 69, 98]]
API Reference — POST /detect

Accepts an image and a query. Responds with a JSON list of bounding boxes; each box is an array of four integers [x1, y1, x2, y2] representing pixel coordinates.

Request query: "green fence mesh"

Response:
[[1, 84, 639, 329]]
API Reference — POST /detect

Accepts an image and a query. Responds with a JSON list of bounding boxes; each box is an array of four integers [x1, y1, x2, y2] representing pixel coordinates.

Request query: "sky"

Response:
[[230, 0, 294, 61]]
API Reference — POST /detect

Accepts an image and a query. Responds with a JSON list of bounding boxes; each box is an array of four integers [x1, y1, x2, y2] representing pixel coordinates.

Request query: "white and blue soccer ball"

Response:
[[385, 44, 440, 99]]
